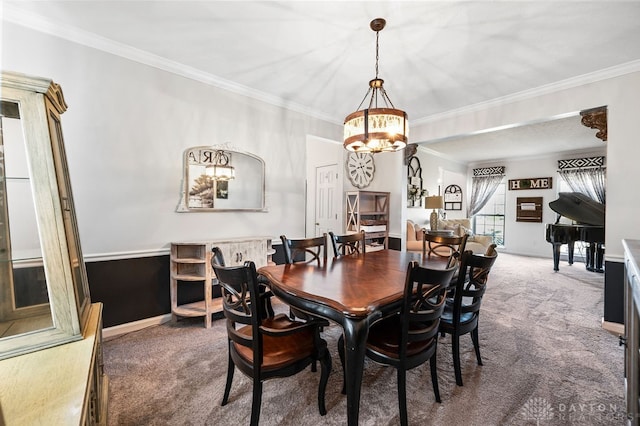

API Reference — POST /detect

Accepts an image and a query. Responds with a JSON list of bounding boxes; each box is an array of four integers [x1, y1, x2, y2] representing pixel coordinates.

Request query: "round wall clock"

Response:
[[346, 152, 375, 189]]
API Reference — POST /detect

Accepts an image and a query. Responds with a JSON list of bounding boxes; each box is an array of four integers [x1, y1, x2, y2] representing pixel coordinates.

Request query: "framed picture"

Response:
[[516, 197, 543, 222]]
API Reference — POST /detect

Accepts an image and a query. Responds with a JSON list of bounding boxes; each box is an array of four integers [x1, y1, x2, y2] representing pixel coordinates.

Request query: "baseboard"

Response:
[[601, 318, 624, 336], [103, 313, 172, 339]]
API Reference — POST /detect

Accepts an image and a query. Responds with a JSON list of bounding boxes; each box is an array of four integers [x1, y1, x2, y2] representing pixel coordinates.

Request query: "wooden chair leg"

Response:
[[250, 380, 262, 426], [221, 350, 235, 405], [430, 351, 441, 403], [452, 334, 463, 386], [471, 327, 483, 366], [397, 368, 408, 426]]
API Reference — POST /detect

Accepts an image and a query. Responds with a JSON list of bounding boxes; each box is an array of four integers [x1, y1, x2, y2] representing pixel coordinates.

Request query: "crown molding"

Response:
[[5, 4, 639, 128], [413, 59, 640, 126], [2, 4, 340, 125]]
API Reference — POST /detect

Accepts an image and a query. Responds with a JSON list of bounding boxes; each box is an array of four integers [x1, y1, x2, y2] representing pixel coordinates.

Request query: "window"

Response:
[[473, 181, 506, 246]]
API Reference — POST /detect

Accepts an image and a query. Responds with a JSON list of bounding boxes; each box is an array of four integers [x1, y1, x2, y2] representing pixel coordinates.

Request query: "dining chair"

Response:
[[439, 249, 498, 386], [280, 233, 328, 266], [422, 232, 469, 261], [279, 234, 330, 326], [214, 260, 332, 426], [212, 246, 274, 318], [338, 261, 457, 426], [328, 230, 366, 258]]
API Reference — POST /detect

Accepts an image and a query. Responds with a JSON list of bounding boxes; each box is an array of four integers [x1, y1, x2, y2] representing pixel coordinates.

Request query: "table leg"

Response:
[[342, 317, 369, 426]]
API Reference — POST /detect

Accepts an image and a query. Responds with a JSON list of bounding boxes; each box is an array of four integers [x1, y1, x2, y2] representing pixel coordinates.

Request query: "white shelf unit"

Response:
[[170, 237, 272, 328], [345, 191, 390, 252]]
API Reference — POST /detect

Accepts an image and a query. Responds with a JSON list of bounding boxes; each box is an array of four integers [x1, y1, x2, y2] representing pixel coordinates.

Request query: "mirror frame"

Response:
[[176, 144, 267, 212]]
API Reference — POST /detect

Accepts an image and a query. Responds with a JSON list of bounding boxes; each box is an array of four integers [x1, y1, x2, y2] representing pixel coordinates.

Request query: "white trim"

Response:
[[413, 60, 640, 125], [605, 254, 625, 264], [2, 4, 338, 125], [601, 318, 624, 337], [84, 248, 169, 262], [103, 314, 172, 340]]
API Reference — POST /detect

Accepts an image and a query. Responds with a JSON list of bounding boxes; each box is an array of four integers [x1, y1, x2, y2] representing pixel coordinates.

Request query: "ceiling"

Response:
[[3, 1, 638, 162]]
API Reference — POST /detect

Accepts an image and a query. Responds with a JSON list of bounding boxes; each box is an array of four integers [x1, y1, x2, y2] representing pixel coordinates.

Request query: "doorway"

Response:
[[305, 135, 344, 238]]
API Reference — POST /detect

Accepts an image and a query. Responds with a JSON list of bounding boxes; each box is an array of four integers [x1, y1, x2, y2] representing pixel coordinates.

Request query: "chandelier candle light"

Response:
[[343, 18, 408, 153], [205, 150, 235, 181], [425, 195, 444, 231]]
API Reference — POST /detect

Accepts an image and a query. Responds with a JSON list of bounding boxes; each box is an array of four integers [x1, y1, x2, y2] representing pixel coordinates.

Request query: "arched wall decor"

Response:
[[444, 184, 463, 210], [407, 155, 426, 207]]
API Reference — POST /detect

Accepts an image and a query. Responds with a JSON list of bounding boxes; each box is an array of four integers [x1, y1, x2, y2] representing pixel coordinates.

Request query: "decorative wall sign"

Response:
[[444, 184, 463, 210], [558, 156, 604, 170], [508, 177, 552, 190], [516, 197, 543, 222], [473, 166, 505, 176]]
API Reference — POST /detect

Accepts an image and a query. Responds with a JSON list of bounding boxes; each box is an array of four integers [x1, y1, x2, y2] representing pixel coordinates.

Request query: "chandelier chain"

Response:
[[375, 30, 380, 80]]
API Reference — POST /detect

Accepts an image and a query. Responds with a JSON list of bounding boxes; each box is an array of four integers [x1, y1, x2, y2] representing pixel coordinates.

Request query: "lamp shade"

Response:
[[425, 195, 444, 210]]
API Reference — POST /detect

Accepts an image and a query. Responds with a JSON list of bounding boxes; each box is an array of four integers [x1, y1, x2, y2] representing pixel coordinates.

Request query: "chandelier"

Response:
[[344, 18, 408, 153], [205, 150, 235, 181]]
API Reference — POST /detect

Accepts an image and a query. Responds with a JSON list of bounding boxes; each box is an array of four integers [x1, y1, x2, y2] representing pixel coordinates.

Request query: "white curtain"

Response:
[[558, 167, 606, 204], [467, 174, 504, 217]]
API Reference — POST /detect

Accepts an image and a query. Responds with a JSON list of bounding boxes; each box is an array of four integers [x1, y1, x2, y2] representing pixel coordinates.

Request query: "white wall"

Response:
[[412, 70, 640, 261], [1, 22, 342, 256]]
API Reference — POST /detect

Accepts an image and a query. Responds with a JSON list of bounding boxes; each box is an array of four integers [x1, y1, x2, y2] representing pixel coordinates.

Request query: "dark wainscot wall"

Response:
[[87, 241, 403, 328]]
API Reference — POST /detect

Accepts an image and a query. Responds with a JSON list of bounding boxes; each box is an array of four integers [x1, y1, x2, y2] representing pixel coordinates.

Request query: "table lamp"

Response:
[[425, 195, 444, 231]]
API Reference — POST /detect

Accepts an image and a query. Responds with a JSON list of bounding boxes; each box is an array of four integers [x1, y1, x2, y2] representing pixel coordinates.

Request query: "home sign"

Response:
[[508, 177, 552, 190]]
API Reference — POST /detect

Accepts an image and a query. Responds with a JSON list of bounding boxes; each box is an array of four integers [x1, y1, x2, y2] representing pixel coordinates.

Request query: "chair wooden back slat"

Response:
[[422, 232, 469, 260], [400, 263, 456, 349], [328, 231, 365, 258], [280, 234, 328, 266]]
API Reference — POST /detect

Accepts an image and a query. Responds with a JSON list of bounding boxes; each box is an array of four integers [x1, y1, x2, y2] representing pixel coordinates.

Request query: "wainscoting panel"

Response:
[[604, 260, 624, 325], [86, 256, 172, 328]]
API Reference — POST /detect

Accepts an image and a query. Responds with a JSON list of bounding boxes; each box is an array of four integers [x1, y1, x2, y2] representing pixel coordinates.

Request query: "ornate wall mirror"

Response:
[[0, 71, 91, 360], [177, 145, 266, 212]]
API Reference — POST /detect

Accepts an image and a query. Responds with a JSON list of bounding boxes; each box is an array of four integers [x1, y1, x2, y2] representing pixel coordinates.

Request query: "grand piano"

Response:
[[545, 192, 605, 272]]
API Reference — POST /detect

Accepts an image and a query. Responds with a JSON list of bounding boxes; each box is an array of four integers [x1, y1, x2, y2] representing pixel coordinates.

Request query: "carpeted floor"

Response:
[[103, 252, 625, 425]]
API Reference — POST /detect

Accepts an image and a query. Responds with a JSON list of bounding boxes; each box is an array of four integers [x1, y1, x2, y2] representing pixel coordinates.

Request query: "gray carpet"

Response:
[[103, 253, 625, 425]]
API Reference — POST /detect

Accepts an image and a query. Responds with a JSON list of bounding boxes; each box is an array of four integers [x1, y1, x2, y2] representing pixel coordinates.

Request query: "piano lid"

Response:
[[548, 192, 604, 226]]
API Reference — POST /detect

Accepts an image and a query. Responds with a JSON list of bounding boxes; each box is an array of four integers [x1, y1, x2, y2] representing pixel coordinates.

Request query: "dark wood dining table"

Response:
[[258, 249, 450, 426]]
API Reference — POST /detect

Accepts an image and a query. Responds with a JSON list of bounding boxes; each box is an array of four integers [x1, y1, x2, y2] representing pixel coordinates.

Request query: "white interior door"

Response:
[[315, 164, 340, 236]]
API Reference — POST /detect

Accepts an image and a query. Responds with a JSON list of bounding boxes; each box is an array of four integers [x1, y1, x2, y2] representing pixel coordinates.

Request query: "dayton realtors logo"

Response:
[[521, 397, 625, 424], [521, 397, 554, 424]]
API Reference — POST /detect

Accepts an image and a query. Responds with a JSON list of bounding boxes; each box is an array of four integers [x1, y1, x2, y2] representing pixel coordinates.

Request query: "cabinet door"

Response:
[[217, 240, 266, 267], [241, 240, 267, 268]]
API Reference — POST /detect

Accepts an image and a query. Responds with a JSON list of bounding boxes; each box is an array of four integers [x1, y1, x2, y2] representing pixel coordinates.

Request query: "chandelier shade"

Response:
[[344, 107, 408, 153], [343, 18, 408, 153]]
